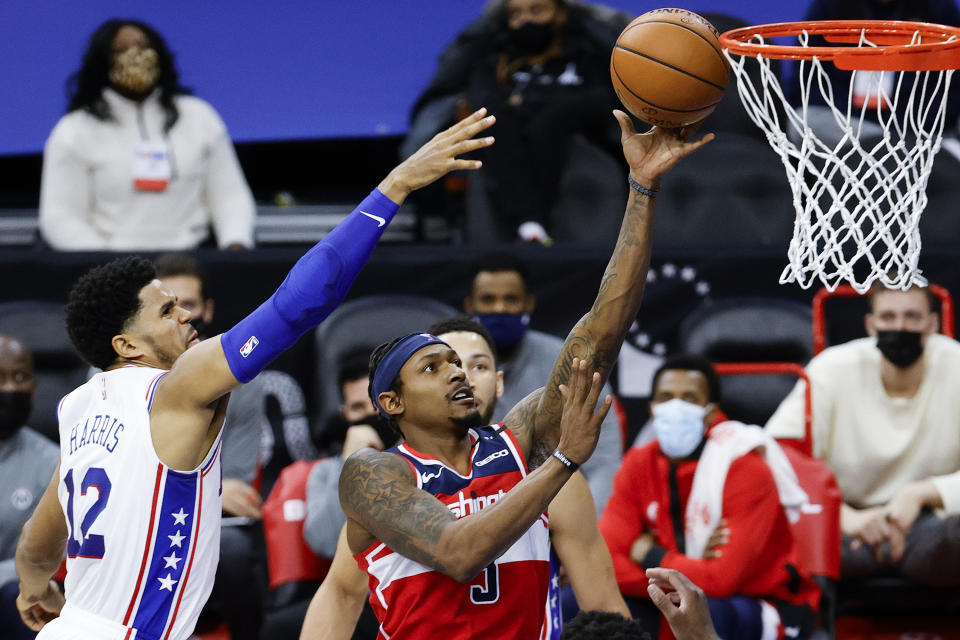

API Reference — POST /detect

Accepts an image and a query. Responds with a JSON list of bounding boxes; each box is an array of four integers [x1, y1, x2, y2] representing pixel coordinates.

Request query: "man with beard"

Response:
[[767, 284, 960, 585], [14, 109, 496, 640], [0, 337, 59, 640], [319, 113, 712, 639], [298, 317, 629, 640]]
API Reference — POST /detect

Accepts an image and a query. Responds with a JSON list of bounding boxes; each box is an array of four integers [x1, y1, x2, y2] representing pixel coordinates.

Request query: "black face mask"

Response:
[[0, 391, 32, 438], [876, 330, 925, 368], [508, 21, 556, 55]]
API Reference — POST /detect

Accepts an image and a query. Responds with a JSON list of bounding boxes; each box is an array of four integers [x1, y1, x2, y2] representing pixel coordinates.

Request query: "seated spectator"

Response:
[[0, 336, 59, 640], [766, 284, 960, 586], [402, 0, 629, 243], [40, 19, 255, 251], [463, 251, 621, 513], [600, 355, 819, 640]]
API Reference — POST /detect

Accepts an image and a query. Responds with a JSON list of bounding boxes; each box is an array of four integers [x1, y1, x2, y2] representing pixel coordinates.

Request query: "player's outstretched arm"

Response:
[[341, 361, 609, 582], [15, 464, 66, 631], [550, 471, 630, 617], [300, 525, 369, 640], [152, 110, 496, 417], [504, 111, 713, 467]]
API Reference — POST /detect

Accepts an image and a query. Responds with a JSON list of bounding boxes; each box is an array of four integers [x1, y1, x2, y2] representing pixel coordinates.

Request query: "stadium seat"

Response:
[[313, 294, 458, 430], [678, 297, 812, 426], [262, 459, 330, 593], [0, 300, 89, 442], [653, 133, 794, 250]]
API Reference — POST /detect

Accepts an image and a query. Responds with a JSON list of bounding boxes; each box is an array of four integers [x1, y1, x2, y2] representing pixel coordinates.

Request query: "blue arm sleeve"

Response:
[[221, 188, 399, 383]]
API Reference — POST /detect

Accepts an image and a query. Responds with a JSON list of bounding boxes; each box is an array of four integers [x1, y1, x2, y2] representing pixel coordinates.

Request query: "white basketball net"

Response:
[[724, 29, 955, 293]]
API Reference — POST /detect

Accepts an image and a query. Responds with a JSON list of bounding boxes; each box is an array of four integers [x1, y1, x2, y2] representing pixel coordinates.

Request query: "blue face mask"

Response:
[[651, 398, 709, 459], [474, 313, 530, 353]]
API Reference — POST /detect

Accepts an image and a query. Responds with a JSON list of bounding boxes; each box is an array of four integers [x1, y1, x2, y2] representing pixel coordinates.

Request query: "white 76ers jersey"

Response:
[[56, 365, 222, 640]]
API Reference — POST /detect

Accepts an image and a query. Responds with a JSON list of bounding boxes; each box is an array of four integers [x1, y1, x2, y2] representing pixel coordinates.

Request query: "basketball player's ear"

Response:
[[378, 391, 404, 419], [704, 402, 717, 430], [202, 298, 215, 325], [463, 295, 475, 315], [111, 333, 146, 362], [496, 369, 504, 399], [524, 293, 536, 315]]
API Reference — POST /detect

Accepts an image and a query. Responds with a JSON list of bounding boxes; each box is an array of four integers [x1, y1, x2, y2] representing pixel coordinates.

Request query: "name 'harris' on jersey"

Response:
[[52, 365, 223, 640], [355, 425, 551, 640]]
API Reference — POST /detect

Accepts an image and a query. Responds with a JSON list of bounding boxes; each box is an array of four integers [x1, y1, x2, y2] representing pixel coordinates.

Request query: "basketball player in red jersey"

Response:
[[333, 111, 713, 639]]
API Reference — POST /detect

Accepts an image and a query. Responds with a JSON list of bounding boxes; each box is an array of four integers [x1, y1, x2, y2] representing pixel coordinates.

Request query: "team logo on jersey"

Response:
[[11, 488, 33, 511], [446, 489, 506, 518], [475, 449, 509, 467], [240, 335, 259, 358]]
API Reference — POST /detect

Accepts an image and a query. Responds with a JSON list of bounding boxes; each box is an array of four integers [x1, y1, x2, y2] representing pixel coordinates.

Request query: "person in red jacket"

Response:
[[599, 355, 820, 640]]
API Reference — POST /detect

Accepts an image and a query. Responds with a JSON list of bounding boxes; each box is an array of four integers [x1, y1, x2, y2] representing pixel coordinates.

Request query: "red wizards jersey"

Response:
[[355, 425, 551, 639]]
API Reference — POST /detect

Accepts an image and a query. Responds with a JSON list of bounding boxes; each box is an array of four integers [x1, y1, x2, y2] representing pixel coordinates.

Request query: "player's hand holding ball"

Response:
[[379, 108, 496, 203], [556, 358, 613, 468], [614, 110, 713, 188]]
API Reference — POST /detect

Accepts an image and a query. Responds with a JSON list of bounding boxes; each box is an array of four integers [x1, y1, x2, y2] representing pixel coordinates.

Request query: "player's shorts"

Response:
[[37, 602, 130, 640]]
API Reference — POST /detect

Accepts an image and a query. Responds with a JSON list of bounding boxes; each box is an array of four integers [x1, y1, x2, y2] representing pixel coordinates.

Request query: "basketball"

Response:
[[611, 8, 730, 127]]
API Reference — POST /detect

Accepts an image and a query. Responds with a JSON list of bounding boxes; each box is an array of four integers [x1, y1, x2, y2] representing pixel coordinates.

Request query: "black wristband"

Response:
[[552, 449, 580, 473], [628, 174, 659, 198]]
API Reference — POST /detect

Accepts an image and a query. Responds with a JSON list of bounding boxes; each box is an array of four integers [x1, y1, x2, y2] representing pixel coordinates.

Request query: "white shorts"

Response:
[[37, 602, 130, 640]]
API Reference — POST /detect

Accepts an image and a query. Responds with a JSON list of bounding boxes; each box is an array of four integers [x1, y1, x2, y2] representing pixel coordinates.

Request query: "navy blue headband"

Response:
[[372, 333, 449, 415]]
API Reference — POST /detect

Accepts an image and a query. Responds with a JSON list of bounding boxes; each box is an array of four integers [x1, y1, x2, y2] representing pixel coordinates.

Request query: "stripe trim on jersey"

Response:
[[123, 464, 164, 626], [163, 470, 205, 639], [145, 373, 167, 412], [200, 437, 222, 475], [396, 429, 482, 477], [500, 428, 528, 477], [131, 468, 201, 638]]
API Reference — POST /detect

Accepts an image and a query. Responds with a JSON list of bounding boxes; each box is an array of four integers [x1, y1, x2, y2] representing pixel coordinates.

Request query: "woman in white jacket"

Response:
[[39, 19, 255, 251]]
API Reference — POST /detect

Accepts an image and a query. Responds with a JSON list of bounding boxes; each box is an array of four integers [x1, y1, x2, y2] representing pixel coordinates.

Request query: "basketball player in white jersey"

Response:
[[12, 109, 497, 640]]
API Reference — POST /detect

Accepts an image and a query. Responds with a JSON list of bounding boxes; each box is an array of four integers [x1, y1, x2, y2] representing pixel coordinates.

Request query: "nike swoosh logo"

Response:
[[360, 211, 385, 227]]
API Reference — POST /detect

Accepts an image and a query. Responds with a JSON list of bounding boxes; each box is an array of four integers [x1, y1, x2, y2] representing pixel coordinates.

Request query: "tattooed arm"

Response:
[[505, 111, 714, 467], [339, 362, 609, 582]]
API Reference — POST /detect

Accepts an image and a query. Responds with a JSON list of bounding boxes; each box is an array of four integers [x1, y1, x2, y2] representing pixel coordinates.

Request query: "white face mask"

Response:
[[652, 398, 709, 459]]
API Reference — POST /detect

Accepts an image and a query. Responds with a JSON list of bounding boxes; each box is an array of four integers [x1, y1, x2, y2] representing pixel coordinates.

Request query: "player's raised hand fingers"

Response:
[[593, 394, 614, 423], [571, 359, 590, 406], [677, 118, 707, 140], [450, 158, 483, 172], [440, 107, 487, 137], [584, 369, 605, 410], [447, 111, 496, 142], [450, 135, 495, 156], [678, 131, 715, 156], [613, 109, 637, 139]]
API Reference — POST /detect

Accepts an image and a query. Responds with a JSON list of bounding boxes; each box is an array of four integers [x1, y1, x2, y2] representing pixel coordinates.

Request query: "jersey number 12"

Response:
[[64, 467, 112, 559]]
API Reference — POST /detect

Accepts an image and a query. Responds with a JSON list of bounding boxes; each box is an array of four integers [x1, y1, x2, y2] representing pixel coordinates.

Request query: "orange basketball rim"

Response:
[[720, 20, 960, 70]]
